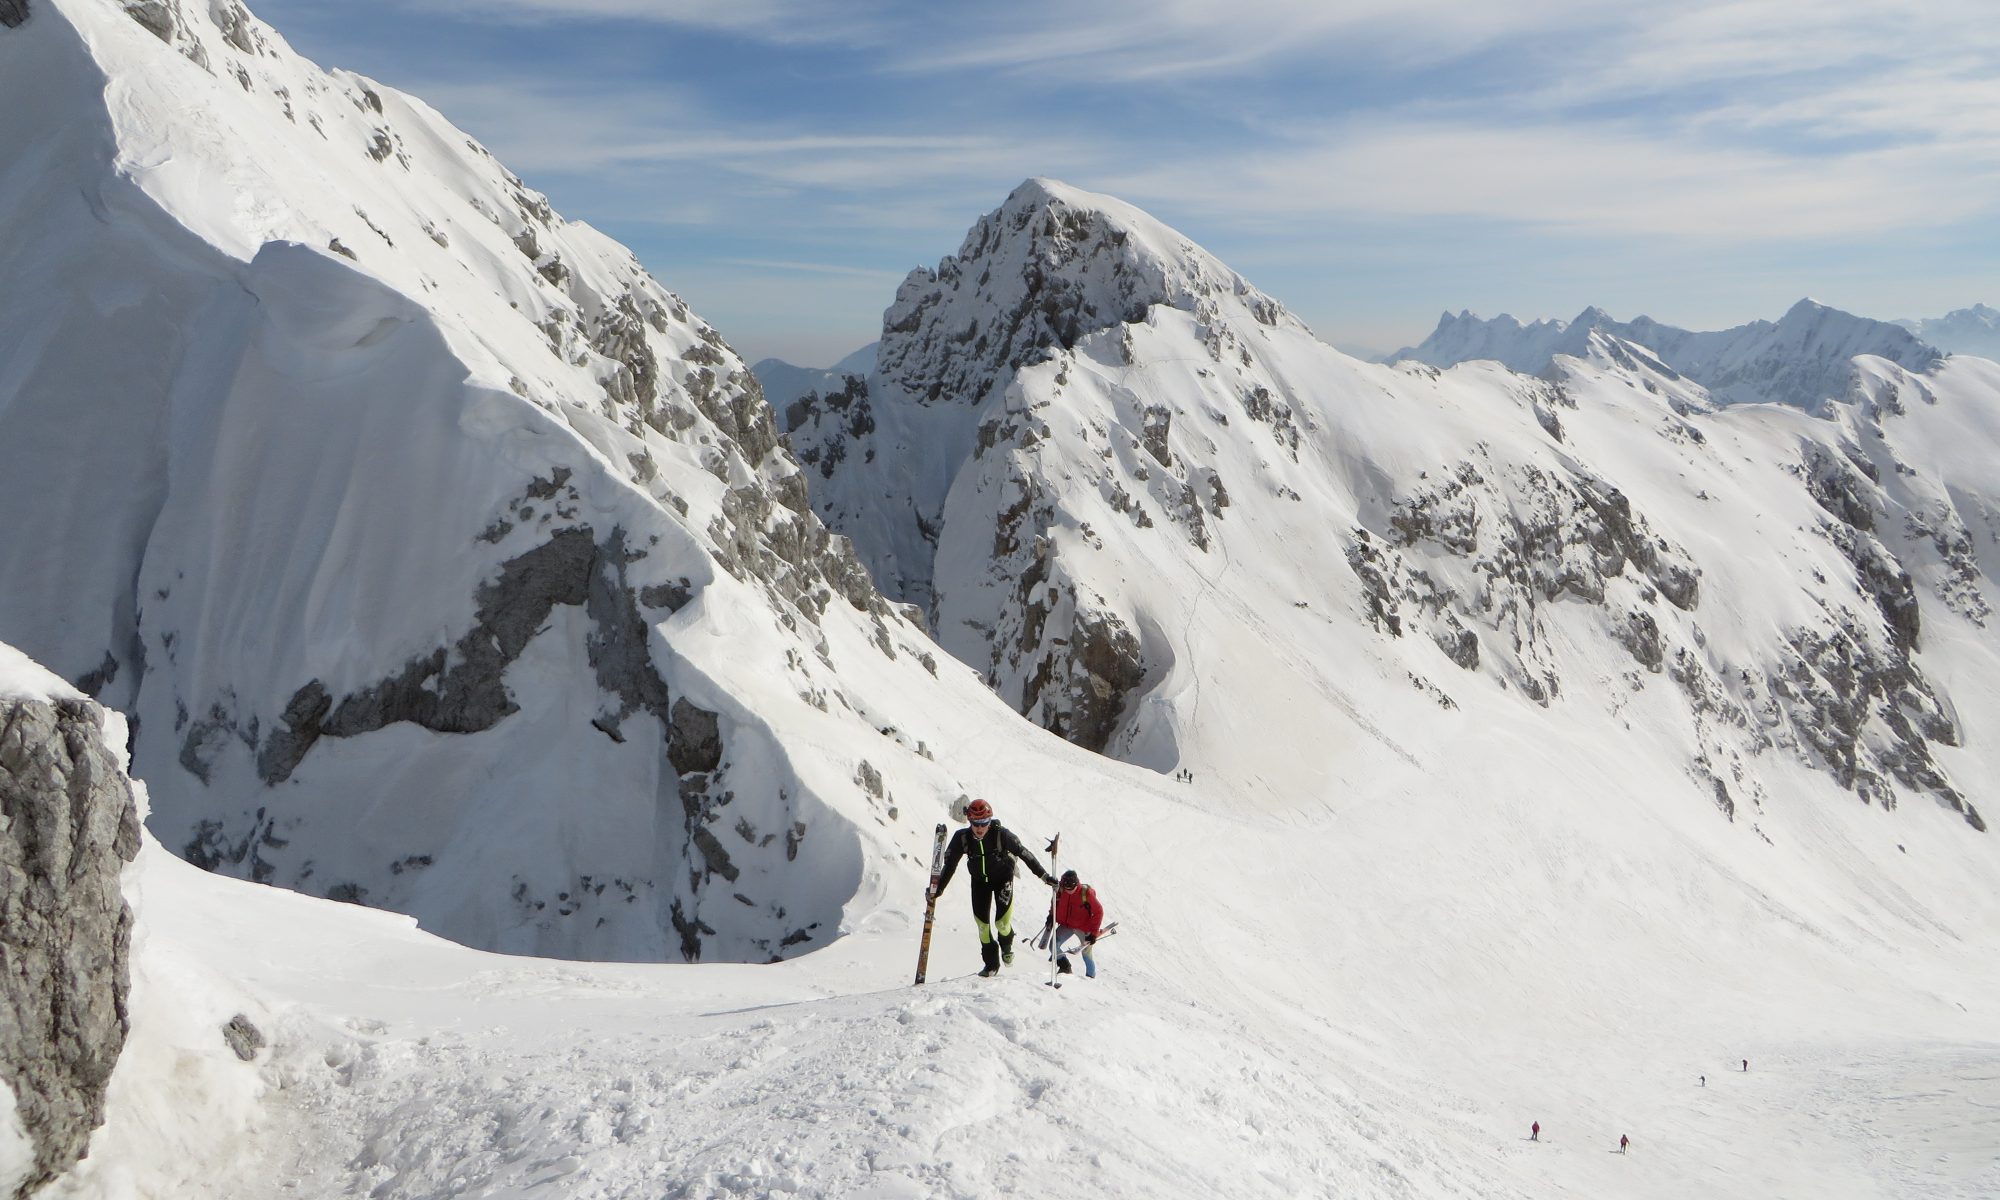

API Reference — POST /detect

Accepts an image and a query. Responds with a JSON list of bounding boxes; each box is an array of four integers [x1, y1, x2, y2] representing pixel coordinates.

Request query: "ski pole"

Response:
[[1043, 833, 1061, 986]]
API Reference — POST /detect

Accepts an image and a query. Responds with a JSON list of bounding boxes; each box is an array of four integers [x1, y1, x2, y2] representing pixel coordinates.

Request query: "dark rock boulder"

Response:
[[0, 690, 142, 1198], [221, 1014, 264, 1063]]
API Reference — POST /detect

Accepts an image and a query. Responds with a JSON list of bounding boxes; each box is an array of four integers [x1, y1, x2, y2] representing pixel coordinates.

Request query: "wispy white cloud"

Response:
[[894, 0, 1614, 81], [1100, 117, 2000, 242], [406, 74, 1108, 231], [717, 258, 909, 280], [396, 0, 894, 44]]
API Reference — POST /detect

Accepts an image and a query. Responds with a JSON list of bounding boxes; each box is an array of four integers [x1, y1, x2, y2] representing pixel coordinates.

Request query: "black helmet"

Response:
[[1059, 870, 1079, 889]]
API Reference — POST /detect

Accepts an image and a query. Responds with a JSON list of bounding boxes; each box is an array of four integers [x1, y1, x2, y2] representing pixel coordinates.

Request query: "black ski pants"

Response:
[[970, 876, 1016, 970]]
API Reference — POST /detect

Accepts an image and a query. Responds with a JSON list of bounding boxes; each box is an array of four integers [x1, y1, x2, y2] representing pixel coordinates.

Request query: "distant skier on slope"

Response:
[[1619, 1134, 1629, 1154], [933, 799, 1055, 977], [1530, 1121, 1540, 1142], [1051, 869, 1106, 979]]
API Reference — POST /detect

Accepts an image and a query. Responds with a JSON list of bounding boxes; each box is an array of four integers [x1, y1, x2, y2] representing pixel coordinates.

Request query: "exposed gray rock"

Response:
[[782, 376, 873, 481], [1139, 406, 1173, 468], [639, 579, 694, 613], [220, 1013, 264, 1062], [584, 529, 674, 741], [1616, 610, 1665, 671], [667, 699, 721, 777], [0, 1, 29, 31], [0, 692, 142, 1198], [258, 525, 600, 784], [70, 653, 118, 699], [120, 0, 174, 41], [212, 1, 258, 54], [1019, 606, 1145, 753]]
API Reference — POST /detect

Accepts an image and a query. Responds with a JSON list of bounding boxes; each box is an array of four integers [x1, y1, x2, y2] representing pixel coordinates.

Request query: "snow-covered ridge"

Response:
[[0, 0, 973, 963], [1394, 299, 1946, 408]]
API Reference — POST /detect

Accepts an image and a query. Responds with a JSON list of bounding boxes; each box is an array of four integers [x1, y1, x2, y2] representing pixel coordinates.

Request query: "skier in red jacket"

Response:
[[1051, 870, 1105, 979]]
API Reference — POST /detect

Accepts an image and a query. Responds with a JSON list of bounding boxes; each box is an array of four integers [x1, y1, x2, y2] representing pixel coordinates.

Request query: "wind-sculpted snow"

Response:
[[804, 180, 2000, 840], [0, 0, 950, 962], [1397, 300, 1946, 409]]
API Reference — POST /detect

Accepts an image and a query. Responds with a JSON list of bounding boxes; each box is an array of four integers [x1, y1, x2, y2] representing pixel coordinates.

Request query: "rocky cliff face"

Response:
[[0, 658, 142, 1199]]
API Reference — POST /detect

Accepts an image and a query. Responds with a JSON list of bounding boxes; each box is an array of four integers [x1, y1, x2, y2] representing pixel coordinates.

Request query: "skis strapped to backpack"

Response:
[[913, 822, 948, 985]]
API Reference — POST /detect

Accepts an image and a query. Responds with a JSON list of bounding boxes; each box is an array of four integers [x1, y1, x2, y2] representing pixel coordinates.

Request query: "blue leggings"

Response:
[[1054, 926, 1097, 977]]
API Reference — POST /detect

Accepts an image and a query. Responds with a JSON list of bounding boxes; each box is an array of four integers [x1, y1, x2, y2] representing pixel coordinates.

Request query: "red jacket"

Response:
[[1054, 884, 1104, 936]]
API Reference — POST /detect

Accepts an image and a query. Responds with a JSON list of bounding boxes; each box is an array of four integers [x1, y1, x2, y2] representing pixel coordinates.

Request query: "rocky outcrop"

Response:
[[0, 691, 142, 1198], [220, 1013, 264, 1063]]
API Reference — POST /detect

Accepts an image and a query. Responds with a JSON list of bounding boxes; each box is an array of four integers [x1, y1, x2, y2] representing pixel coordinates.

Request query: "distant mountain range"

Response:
[[1897, 304, 2000, 359], [752, 343, 876, 414], [1389, 300, 1947, 409]]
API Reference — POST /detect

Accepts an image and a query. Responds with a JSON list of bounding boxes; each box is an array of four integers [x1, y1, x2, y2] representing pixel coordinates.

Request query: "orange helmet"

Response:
[[966, 799, 993, 823]]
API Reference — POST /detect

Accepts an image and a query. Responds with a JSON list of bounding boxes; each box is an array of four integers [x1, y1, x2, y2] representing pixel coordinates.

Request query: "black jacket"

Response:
[[935, 820, 1051, 892]]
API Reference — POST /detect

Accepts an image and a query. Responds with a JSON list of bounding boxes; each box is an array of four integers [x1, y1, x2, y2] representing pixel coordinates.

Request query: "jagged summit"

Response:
[[876, 176, 1300, 414], [785, 178, 1307, 612]]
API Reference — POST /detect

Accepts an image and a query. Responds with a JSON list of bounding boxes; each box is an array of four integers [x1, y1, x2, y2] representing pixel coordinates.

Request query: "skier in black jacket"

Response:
[[933, 799, 1054, 977]]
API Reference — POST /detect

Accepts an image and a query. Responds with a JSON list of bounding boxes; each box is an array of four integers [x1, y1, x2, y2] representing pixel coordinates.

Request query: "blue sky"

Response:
[[252, 0, 2000, 367]]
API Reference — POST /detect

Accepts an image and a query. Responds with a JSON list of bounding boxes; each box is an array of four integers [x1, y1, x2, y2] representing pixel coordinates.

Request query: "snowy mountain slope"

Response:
[[32, 620, 2000, 1200], [1899, 304, 2000, 360], [795, 180, 2000, 849], [1395, 301, 1947, 409], [0, 0, 968, 964], [3, 9, 1999, 1199]]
